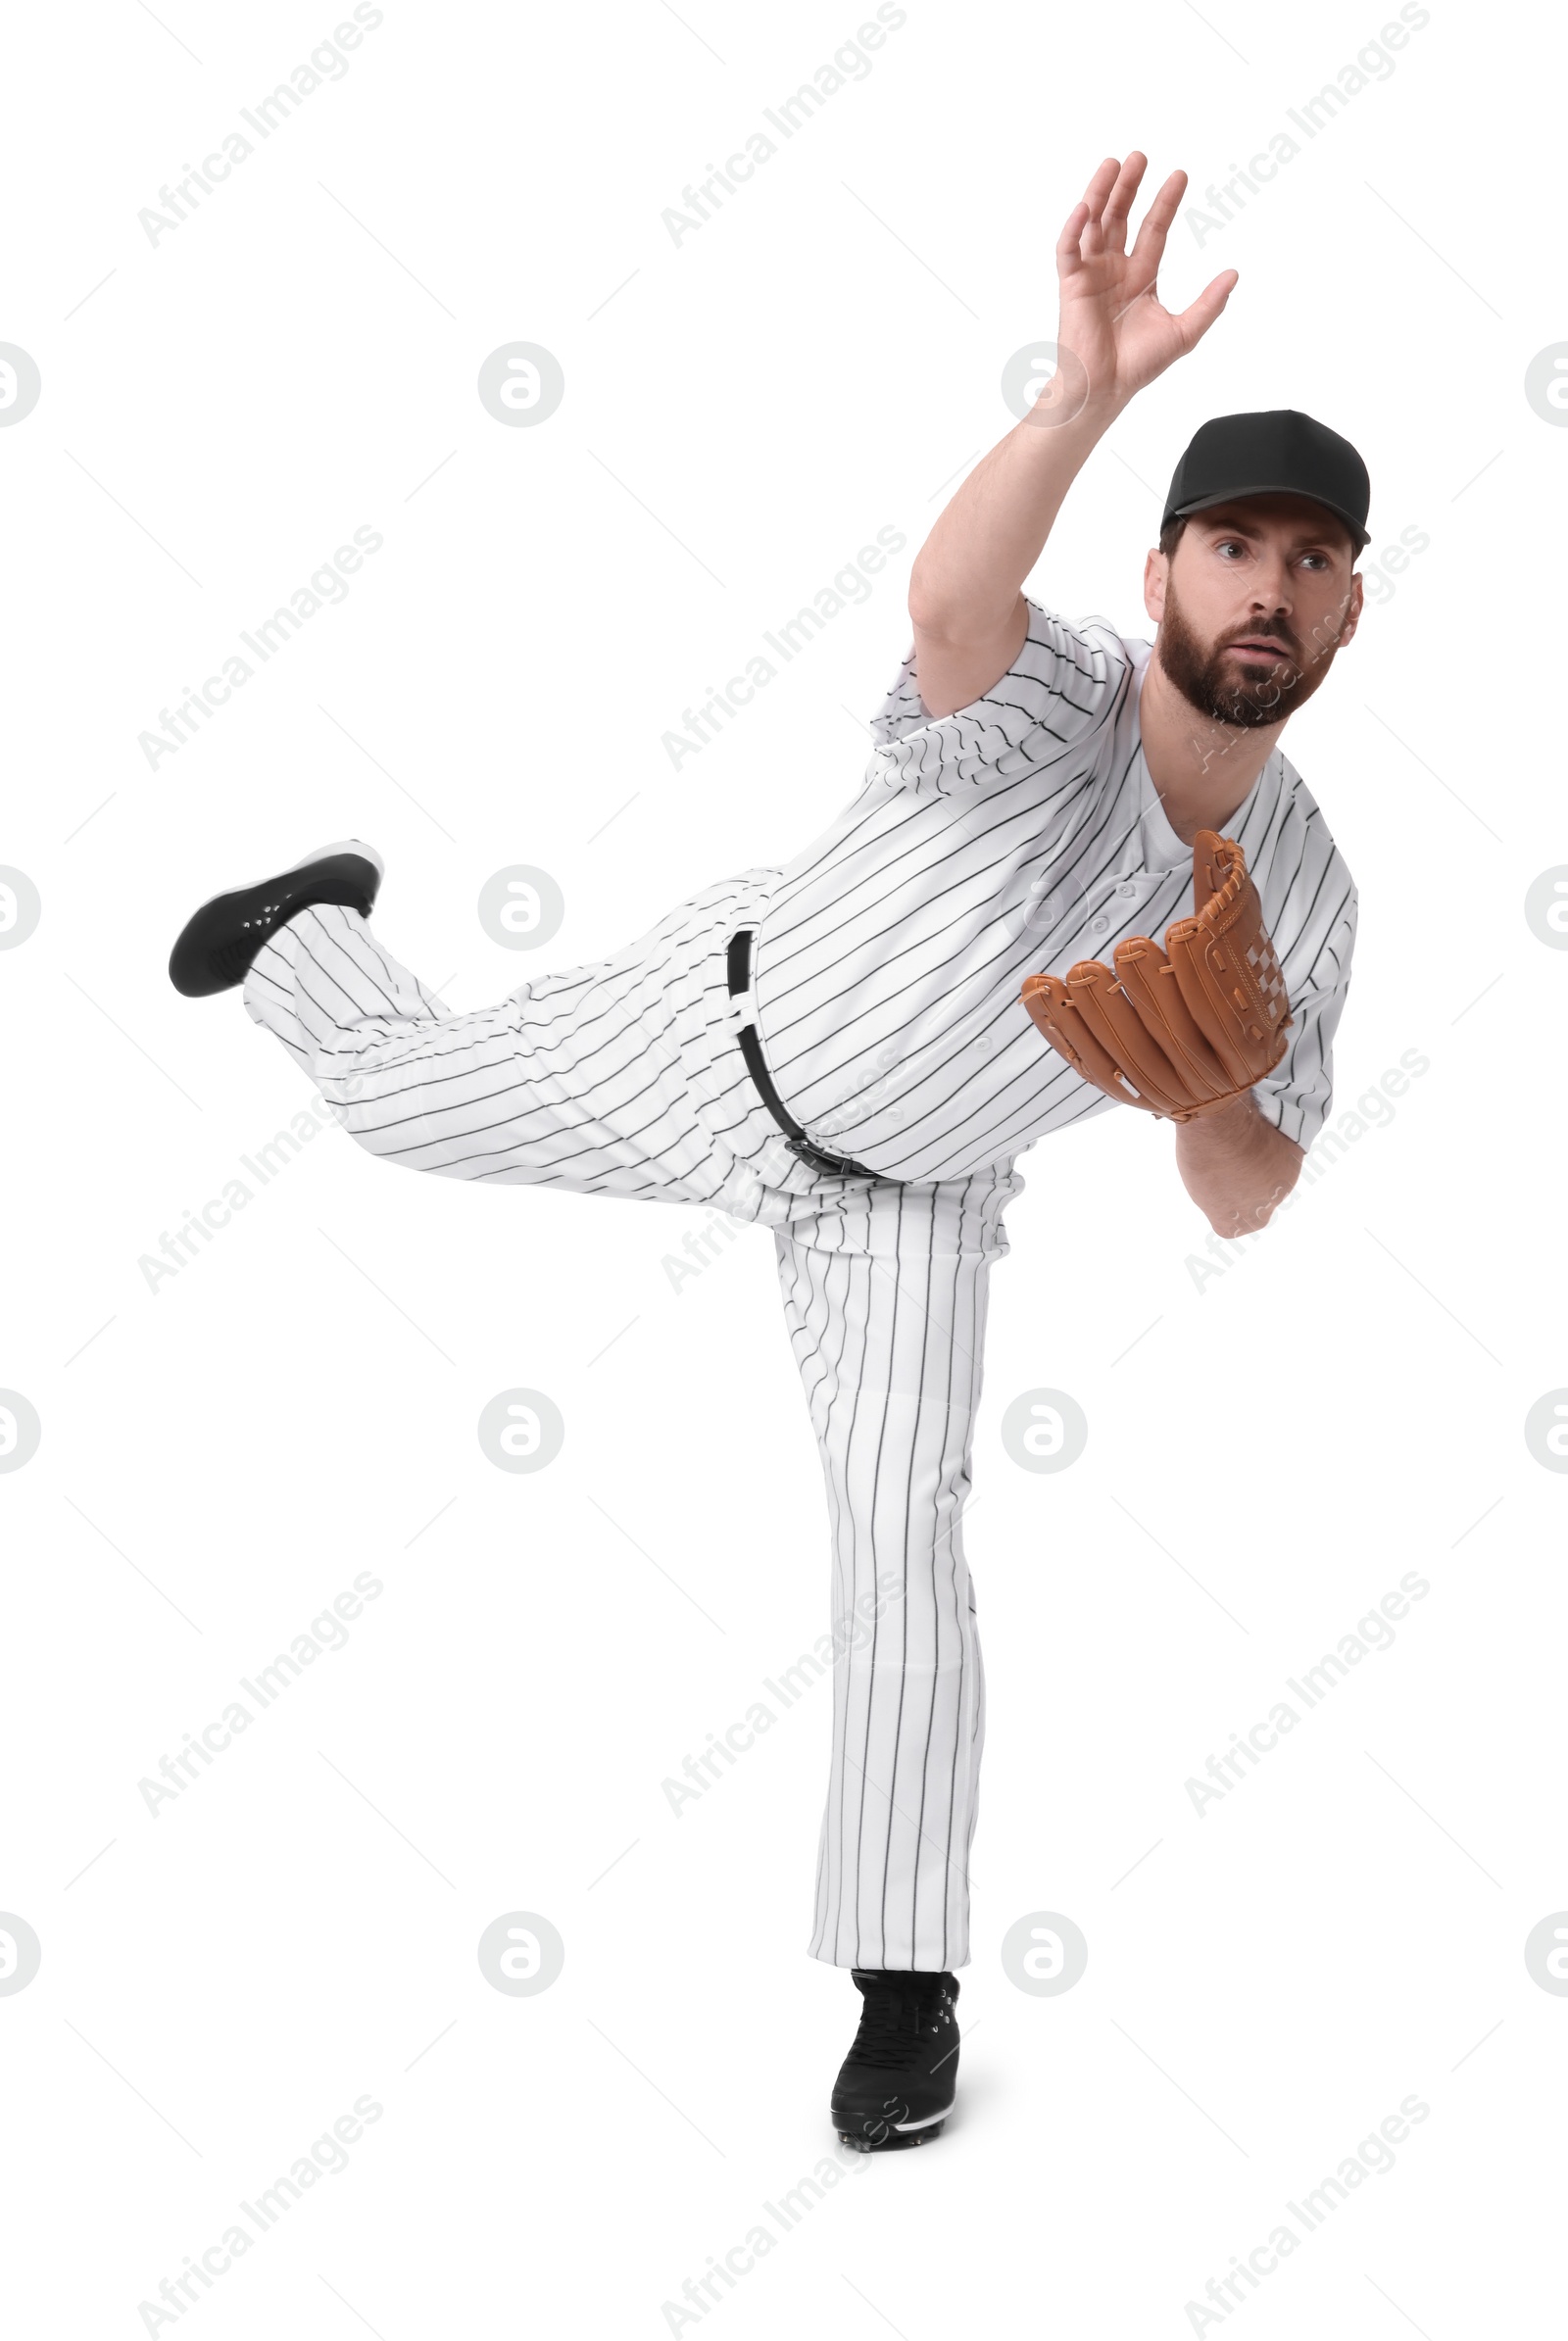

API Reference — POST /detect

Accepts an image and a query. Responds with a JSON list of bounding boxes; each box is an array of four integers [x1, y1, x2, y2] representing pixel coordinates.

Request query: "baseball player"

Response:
[[169, 154, 1364, 2151]]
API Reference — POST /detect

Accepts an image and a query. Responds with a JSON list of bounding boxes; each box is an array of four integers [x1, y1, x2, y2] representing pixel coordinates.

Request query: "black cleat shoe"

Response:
[[168, 839, 384, 997], [830, 1969, 959, 2152]]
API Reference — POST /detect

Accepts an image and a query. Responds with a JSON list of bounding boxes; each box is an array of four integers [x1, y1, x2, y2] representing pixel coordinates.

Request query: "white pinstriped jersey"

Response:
[[752, 596, 1358, 1184]]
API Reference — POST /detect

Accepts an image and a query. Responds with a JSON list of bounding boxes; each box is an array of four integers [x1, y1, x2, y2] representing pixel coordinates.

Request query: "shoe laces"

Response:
[[844, 1976, 952, 2068]]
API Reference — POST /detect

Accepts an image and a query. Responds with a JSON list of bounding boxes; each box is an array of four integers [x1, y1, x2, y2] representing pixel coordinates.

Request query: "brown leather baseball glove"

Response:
[[1020, 831, 1293, 1122]]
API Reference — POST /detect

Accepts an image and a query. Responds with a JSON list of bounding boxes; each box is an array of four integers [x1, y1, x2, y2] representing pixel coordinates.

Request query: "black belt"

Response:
[[726, 928, 884, 1181]]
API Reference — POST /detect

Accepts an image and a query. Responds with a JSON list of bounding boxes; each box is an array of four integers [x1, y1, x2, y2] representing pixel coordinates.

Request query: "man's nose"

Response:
[[1248, 558, 1295, 612]]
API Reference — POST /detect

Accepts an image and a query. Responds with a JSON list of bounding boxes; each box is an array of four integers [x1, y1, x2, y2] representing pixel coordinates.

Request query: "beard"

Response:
[[1154, 575, 1342, 730]]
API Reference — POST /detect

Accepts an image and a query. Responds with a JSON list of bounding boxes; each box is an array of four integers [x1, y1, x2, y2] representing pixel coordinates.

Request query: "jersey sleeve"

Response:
[[865, 598, 1131, 798], [1249, 874, 1358, 1150]]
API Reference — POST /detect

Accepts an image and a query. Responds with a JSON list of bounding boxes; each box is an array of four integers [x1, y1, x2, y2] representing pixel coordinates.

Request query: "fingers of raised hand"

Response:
[[1099, 152, 1150, 255], [1073, 155, 1125, 259], [1126, 168, 1189, 268], [1055, 199, 1093, 275], [1065, 157, 1189, 298], [1079, 155, 1123, 214]]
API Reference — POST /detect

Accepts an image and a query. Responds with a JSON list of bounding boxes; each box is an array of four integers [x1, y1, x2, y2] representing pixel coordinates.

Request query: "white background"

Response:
[[2, 1, 1562, 2333]]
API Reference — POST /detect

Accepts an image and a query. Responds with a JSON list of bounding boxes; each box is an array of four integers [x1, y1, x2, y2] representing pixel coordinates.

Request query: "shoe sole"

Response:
[[831, 2095, 954, 2152], [169, 839, 383, 998], [834, 2116, 948, 2152]]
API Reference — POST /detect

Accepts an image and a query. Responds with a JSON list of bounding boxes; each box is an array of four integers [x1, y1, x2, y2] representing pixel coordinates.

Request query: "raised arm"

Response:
[[907, 153, 1237, 718]]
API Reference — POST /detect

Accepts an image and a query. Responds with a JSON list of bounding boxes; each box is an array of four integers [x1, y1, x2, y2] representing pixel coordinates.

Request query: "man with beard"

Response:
[[168, 151, 1365, 2154]]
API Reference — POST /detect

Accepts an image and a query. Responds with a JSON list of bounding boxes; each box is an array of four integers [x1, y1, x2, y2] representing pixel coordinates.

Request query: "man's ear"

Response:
[[1336, 568, 1365, 651], [1144, 548, 1168, 628]]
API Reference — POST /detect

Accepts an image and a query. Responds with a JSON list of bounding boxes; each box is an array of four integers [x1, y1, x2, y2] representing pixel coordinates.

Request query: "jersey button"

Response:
[[1091, 916, 1108, 934], [1118, 881, 1137, 897]]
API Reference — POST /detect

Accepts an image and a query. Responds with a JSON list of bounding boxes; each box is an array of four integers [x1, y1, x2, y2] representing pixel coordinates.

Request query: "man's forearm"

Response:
[[908, 386, 1127, 647], [1174, 1093, 1303, 1239]]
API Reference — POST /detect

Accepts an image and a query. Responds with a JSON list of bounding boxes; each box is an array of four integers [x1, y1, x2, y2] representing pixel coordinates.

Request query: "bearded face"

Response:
[[1152, 503, 1357, 730]]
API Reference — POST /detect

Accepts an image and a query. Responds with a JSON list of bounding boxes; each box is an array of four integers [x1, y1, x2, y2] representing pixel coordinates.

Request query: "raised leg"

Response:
[[243, 901, 724, 1203]]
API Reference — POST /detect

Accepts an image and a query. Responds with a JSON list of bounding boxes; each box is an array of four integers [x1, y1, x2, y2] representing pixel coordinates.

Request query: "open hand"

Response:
[[1045, 154, 1237, 417]]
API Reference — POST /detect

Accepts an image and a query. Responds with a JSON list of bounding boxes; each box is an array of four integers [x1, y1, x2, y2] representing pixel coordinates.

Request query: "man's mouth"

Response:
[[1229, 638, 1291, 658]]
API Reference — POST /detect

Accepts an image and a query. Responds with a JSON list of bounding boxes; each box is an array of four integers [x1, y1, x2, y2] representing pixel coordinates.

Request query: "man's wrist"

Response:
[[1179, 1089, 1260, 1139], [1015, 379, 1128, 452], [1176, 1089, 1290, 1168]]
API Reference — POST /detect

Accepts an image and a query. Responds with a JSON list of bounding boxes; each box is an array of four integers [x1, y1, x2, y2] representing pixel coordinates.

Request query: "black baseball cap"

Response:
[[1161, 409, 1371, 559]]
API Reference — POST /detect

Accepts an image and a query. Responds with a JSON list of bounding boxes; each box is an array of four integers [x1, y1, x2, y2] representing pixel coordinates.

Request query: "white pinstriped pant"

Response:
[[243, 877, 1020, 1970]]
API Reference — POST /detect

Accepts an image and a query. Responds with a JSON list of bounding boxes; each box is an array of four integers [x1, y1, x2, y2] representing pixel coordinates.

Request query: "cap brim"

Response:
[[1168, 484, 1370, 558]]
